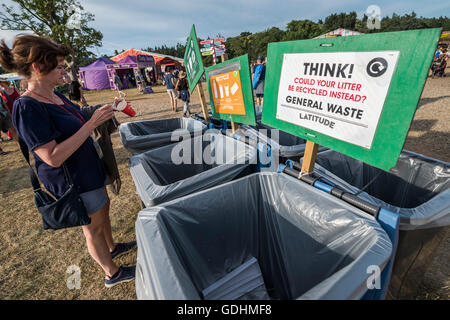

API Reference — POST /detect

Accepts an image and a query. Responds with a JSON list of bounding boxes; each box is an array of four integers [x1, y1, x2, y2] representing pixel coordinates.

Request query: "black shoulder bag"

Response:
[[18, 139, 91, 229]]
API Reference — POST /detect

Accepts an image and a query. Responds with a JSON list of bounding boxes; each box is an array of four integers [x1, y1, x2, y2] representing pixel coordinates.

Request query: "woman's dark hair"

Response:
[[0, 34, 72, 77]]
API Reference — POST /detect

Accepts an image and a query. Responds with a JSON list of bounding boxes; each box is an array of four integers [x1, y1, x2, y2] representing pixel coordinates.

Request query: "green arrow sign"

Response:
[[184, 25, 205, 93]]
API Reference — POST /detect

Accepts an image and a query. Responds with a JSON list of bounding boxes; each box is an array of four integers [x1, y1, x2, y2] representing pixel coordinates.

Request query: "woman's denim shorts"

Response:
[[79, 178, 109, 215]]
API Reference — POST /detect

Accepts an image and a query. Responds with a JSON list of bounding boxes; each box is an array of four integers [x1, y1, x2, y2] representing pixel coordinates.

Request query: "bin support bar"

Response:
[[282, 166, 380, 219]]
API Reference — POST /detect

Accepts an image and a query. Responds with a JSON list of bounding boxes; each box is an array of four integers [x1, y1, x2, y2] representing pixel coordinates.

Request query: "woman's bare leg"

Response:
[[81, 203, 119, 277], [102, 191, 115, 252]]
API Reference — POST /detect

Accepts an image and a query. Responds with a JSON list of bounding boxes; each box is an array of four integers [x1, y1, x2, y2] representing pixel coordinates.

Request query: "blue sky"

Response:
[[1, 0, 449, 57]]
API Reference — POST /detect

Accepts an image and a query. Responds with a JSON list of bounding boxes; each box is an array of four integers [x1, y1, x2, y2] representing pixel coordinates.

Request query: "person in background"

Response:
[[135, 72, 144, 93], [0, 34, 136, 287], [434, 47, 443, 59], [162, 68, 177, 112], [175, 71, 190, 117], [113, 73, 125, 98], [64, 73, 87, 106], [145, 69, 152, 85], [113, 73, 122, 91], [252, 56, 266, 107], [0, 97, 17, 152], [121, 75, 129, 90], [0, 78, 20, 140]]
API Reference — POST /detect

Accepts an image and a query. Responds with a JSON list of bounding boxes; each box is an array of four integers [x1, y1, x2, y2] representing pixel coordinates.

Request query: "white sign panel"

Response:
[[200, 47, 213, 52], [276, 51, 399, 149]]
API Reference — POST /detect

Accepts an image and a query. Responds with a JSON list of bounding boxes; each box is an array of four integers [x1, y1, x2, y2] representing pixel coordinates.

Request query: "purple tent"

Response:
[[117, 56, 137, 64], [79, 57, 116, 90]]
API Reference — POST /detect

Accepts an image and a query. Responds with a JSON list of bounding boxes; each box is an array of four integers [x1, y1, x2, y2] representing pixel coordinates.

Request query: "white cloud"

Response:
[[0, 30, 34, 47]]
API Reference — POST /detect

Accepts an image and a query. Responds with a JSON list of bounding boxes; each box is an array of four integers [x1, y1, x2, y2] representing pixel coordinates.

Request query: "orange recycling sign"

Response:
[[209, 70, 246, 115]]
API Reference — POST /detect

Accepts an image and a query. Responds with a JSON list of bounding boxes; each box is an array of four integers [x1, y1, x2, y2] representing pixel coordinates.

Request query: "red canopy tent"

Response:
[[111, 49, 183, 79]]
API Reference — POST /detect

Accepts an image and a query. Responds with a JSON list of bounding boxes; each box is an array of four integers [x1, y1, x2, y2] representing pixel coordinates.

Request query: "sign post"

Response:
[[184, 25, 209, 122], [300, 141, 319, 174], [262, 28, 441, 172]]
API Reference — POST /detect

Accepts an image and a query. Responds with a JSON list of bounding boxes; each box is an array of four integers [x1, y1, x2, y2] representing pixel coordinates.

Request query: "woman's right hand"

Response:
[[87, 104, 114, 130]]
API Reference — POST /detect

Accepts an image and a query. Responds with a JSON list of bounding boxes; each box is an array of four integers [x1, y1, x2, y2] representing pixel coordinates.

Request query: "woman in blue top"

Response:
[[0, 35, 135, 287]]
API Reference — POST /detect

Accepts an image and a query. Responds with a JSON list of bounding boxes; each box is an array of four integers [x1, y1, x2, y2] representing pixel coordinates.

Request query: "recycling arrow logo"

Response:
[[367, 57, 388, 77]]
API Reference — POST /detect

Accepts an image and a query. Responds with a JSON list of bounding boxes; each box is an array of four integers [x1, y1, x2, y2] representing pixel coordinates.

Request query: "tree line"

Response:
[[140, 12, 449, 64], [1, 1, 448, 71]]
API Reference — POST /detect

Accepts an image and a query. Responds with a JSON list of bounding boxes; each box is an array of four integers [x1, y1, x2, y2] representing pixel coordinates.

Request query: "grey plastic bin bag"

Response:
[[120, 117, 206, 155], [135, 172, 392, 300], [228, 123, 307, 158], [312, 150, 450, 230], [129, 132, 257, 207], [311, 149, 450, 299]]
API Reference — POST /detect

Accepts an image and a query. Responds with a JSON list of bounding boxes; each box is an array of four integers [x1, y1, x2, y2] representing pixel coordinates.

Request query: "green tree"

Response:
[[282, 20, 322, 41], [113, 49, 125, 56], [0, 0, 103, 75], [249, 27, 285, 61], [323, 12, 358, 32], [224, 32, 252, 59]]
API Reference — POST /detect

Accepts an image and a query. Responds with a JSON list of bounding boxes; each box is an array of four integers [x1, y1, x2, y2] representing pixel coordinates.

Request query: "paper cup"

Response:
[[116, 100, 136, 117]]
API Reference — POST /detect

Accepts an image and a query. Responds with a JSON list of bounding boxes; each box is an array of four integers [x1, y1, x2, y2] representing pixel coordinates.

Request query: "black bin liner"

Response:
[[191, 113, 231, 130], [311, 149, 450, 299], [119, 117, 206, 155], [129, 132, 257, 207], [135, 172, 392, 300]]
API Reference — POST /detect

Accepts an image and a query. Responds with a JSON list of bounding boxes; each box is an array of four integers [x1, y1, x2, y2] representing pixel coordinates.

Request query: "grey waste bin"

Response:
[[311, 149, 450, 299], [129, 132, 257, 207], [135, 172, 392, 300], [120, 117, 206, 155]]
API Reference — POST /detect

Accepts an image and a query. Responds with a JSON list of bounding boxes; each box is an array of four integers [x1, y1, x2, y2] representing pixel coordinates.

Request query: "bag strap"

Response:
[[18, 137, 42, 192]]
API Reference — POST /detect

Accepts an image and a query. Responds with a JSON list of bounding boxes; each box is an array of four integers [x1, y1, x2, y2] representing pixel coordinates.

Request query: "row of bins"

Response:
[[119, 117, 449, 300]]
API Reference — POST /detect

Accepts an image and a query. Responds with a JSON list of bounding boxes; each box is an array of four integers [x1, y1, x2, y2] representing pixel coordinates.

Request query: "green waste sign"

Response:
[[205, 54, 257, 126], [262, 28, 441, 171], [184, 25, 204, 93]]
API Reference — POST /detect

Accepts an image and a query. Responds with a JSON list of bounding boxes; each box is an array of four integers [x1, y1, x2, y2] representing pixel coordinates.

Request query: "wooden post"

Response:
[[196, 81, 210, 122], [301, 140, 319, 174], [231, 120, 239, 133], [220, 53, 228, 63]]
